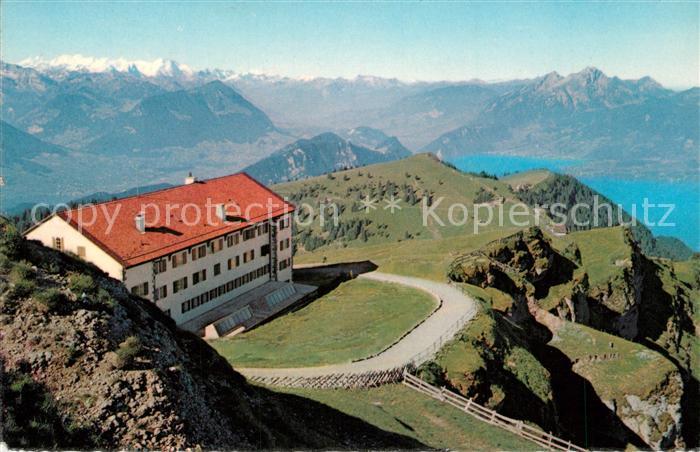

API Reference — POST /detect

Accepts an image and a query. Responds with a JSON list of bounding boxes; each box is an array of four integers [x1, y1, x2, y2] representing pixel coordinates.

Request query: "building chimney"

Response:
[[215, 204, 227, 222], [185, 172, 197, 185], [134, 213, 146, 234]]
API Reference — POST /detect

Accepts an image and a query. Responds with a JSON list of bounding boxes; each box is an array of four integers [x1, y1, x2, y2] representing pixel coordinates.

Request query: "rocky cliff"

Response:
[[0, 220, 420, 449], [444, 226, 697, 448]]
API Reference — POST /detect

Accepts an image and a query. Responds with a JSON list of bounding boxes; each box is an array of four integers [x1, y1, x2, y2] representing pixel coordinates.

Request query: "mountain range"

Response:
[[422, 68, 699, 180], [243, 131, 411, 185], [1, 56, 698, 211]]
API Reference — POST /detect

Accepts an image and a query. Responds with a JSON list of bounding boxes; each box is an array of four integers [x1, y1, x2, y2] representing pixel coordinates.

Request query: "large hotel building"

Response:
[[25, 172, 314, 337]]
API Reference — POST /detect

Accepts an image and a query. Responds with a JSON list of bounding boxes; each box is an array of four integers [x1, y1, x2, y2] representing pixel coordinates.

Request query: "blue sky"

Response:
[[2, 1, 698, 87]]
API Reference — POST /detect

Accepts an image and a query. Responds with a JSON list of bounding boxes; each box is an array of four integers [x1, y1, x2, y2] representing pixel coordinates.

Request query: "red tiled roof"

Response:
[[56, 173, 294, 268]]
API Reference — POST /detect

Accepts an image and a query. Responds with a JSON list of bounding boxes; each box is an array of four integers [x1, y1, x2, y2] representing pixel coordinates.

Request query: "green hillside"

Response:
[[508, 170, 694, 260], [281, 384, 538, 450], [275, 154, 536, 280], [269, 155, 697, 447]]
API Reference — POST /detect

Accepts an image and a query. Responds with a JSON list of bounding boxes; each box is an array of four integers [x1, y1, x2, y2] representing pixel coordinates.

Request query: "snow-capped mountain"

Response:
[[18, 54, 198, 79]]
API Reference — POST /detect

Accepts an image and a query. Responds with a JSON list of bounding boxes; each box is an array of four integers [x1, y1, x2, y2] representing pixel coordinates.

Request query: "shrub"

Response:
[[35, 288, 65, 311], [0, 222, 24, 259], [473, 187, 496, 204], [9, 261, 34, 283], [9, 280, 36, 300], [0, 253, 12, 272], [68, 274, 96, 296], [65, 345, 82, 366], [113, 336, 142, 369], [3, 369, 72, 447], [95, 288, 115, 309], [563, 242, 582, 265], [416, 361, 447, 387]]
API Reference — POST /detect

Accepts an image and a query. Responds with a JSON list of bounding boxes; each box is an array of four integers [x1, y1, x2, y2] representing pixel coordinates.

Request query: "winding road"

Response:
[[237, 271, 478, 385]]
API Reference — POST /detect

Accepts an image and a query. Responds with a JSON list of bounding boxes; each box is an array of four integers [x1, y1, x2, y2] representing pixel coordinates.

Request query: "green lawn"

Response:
[[549, 321, 676, 400], [280, 384, 538, 450], [211, 278, 437, 367], [296, 226, 524, 282], [561, 227, 631, 286]]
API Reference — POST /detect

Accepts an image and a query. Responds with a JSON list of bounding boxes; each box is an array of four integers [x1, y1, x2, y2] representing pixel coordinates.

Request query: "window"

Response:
[[76, 246, 86, 258], [279, 217, 290, 230], [227, 233, 240, 247], [154, 285, 167, 301], [243, 228, 256, 241], [214, 263, 221, 276], [192, 269, 207, 285], [243, 250, 255, 263], [52, 237, 64, 251], [131, 282, 149, 297], [173, 277, 188, 294], [279, 257, 292, 271], [172, 251, 187, 268], [210, 238, 224, 254], [228, 256, 239, 270], [279, 238, 291, 251], [191, 245, 207, 261], [263, 222, 270, 234], [261, 244, 270, 257], [256, 224, 264, 235], [154, 259, 167, 274]]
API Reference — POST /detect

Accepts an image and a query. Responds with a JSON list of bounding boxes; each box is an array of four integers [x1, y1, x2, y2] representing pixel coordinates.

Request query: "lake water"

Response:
[[450, 154, 699, 251]]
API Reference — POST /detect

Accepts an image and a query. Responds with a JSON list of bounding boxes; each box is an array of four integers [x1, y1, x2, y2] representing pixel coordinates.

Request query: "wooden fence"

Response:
[[403, 372, 587, 452], [245, 365, 408, 389]]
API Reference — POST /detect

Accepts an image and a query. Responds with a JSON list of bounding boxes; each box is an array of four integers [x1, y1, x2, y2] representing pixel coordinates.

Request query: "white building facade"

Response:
[[25, 172, 296, 327], [122, 214, 293, 325]]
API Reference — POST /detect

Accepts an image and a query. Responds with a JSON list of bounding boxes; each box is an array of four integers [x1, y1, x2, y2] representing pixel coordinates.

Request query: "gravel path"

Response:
[[237, 271, 478, 380]]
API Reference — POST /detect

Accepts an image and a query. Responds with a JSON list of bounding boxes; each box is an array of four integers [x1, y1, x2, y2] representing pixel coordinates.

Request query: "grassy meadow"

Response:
[[212, 278, 436, 367], [279, 384, 538, 450]]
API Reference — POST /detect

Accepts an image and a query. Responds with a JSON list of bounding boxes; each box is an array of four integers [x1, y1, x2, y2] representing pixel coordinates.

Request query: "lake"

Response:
[[449, 154, 699, 251]]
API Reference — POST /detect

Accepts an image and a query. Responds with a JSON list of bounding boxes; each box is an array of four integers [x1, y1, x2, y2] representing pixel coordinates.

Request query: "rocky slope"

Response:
[[442, 226, 698, 448], [0, 220, 420, 449]]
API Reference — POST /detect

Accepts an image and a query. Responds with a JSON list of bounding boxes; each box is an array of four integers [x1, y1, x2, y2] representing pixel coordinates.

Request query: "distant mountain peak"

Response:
[[578, 66, 606, 78], [243, 131, 411, 184], [536, 71, 564, 90], [17, 54, 195, 79]]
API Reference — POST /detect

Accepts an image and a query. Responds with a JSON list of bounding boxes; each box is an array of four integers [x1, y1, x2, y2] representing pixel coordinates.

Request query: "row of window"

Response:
[[50, 237, 86, 259], [181, 264, 271, 314], [135, 244, 274, 299], [158, 220, 280, 273]]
